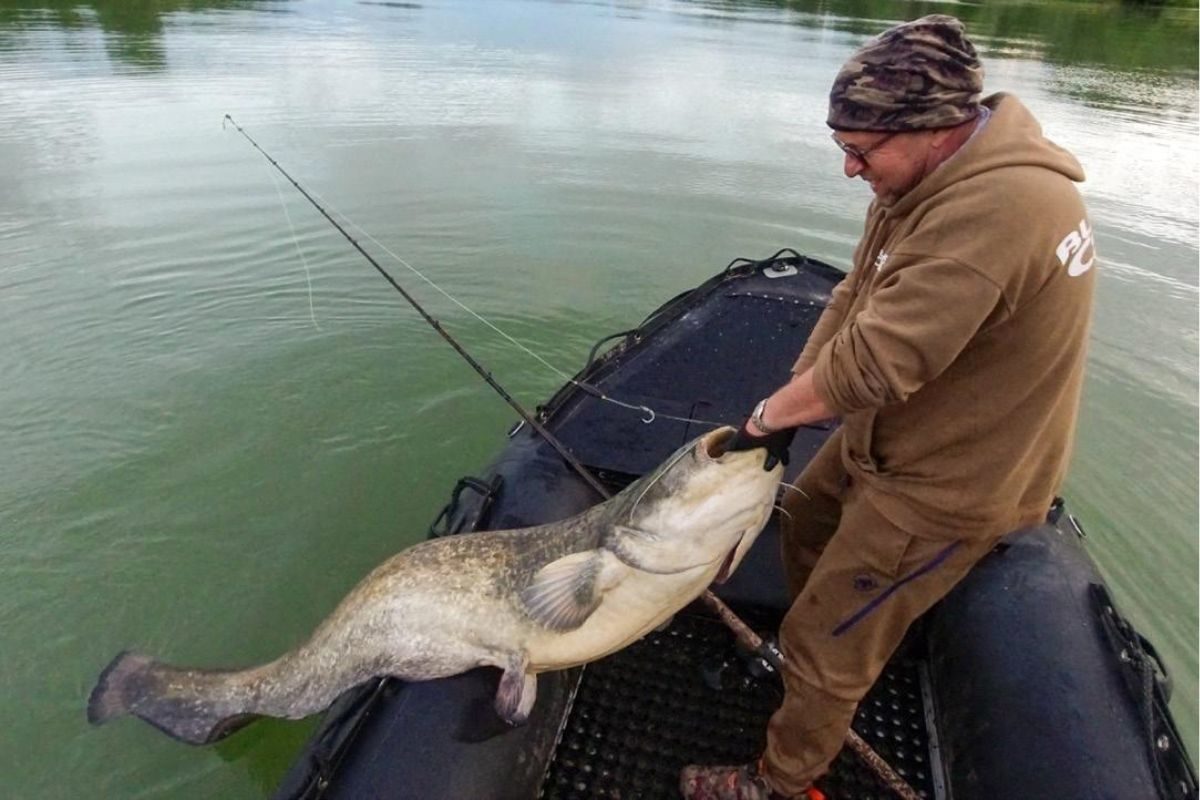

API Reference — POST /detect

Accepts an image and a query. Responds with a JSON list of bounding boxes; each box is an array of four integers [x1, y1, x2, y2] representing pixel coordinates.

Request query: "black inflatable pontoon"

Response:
[[275, 251, 1196, 800]]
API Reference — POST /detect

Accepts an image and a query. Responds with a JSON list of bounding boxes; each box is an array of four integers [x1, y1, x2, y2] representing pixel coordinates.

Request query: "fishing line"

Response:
[[297, 194, 830, 436], [302, 187, 735, 428], [265, 164, 322, 331], [300, 185, 698, 426], [305, 192, 835, 437], [223, 114, 611, 500], [224, 117, 727, 429]]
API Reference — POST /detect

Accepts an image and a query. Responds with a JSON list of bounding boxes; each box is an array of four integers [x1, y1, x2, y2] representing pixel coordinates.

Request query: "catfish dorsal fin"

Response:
[[519, 551, 604, 631]]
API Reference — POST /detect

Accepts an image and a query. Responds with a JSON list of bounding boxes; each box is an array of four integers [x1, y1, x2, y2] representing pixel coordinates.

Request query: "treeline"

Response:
[[2, 0, 1197, 76], [769, 0, 1198, 74]]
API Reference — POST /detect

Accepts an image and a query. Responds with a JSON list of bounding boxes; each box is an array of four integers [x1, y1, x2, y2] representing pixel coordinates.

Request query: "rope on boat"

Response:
[[225, 116, 920, 800]]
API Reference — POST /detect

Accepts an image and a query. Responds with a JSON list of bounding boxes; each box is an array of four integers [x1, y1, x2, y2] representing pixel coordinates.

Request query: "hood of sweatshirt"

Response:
[[883, 93, 1086, 220]]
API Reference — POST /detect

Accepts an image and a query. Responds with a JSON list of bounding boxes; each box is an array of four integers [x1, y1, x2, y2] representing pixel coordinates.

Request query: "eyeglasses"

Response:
[[831, 132, 897, 165]]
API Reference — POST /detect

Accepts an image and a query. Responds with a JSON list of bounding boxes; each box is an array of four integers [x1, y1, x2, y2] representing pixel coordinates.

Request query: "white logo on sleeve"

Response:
[[874, 251, 889, 271], [1055, 218, 1096, 277]]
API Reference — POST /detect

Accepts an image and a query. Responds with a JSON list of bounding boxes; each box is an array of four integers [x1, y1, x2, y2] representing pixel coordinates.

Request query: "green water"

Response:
[[1, 1, 1195, 796]]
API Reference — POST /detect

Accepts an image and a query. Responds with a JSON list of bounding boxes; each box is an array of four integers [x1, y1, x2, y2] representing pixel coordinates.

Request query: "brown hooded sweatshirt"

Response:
[[796, 93, 1096, 539]]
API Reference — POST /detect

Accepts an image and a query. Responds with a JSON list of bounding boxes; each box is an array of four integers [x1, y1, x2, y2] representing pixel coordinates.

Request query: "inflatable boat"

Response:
[[274, 250, 1196, 800]]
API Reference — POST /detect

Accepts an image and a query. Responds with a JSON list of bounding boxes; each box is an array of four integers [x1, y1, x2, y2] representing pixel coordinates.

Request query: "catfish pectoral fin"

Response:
[[519, 551, 605, 631]]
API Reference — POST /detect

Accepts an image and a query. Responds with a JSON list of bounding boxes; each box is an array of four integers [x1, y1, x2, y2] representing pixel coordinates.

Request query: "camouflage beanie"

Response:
[[828, 15, 984, 132]]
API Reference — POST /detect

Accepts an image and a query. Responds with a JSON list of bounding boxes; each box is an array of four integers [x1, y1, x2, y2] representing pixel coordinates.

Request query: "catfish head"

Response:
[[604, 426, 782, 582]]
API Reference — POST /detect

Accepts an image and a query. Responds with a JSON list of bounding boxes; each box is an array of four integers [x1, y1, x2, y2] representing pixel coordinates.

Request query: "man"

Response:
[[680, 14, 1096, 800]]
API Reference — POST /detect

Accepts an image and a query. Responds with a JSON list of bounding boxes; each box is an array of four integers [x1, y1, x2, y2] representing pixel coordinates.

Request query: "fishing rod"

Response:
[[224, 116, 920, 800], [222, 114, 610, 500]]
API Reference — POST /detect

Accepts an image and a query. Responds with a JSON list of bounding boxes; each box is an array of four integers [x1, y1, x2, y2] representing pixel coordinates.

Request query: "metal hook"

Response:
[[639, 405, 655, 424]]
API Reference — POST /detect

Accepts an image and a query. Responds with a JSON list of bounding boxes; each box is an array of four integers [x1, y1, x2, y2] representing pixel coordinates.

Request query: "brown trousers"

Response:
[[761, 442, 1002, 797]]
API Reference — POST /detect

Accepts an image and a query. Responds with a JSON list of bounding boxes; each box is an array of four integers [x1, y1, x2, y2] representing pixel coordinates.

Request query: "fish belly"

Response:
[[524, 568, 714, 671]]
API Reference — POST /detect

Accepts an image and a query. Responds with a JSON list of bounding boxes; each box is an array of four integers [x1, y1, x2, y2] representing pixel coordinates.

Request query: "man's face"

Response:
[[832, 129, 935, 206]]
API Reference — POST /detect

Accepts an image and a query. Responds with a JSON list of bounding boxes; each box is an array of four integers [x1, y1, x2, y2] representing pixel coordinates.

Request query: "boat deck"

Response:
[[540, 611, 939, 800]]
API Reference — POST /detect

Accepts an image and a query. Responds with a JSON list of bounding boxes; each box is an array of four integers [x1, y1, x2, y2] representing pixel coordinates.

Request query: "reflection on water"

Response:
[[0, 0, 284, 68], [3, 0, 1197, 79], [683, 0, 1198, 75]]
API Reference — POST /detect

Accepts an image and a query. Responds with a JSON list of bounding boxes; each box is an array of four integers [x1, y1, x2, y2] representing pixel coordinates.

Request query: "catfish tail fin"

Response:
[[87, 650, 149, 725], [86, 650, 258, 745]]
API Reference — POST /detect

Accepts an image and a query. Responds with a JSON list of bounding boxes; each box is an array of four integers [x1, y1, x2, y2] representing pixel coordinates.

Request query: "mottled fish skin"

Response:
[[87, 427, 780, 745]]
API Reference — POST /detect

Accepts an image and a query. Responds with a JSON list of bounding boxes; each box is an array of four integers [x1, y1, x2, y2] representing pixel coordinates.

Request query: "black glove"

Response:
[[728, 417, 796, 471]]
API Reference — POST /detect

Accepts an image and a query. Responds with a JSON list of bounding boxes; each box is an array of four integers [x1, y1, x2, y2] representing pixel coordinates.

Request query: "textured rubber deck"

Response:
[[539, 613, 938, 800]]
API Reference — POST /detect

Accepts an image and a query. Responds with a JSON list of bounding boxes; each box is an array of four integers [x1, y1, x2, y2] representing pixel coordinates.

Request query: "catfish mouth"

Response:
[[714, 533, 744, 584], [701, 426, 737, 459]]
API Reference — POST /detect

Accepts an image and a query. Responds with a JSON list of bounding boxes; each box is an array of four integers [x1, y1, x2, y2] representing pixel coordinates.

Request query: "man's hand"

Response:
[[728, 416, 796, 471], [726, 370, 833, 471]]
